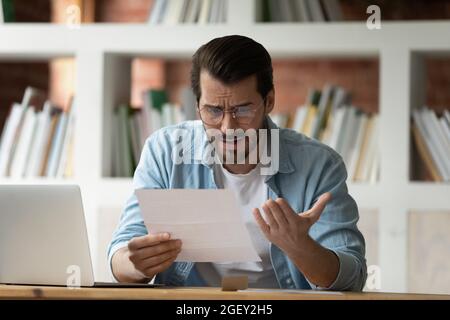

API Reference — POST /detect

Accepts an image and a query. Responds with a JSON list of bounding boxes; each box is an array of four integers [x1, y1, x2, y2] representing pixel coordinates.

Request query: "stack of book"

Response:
[[148, 0, 227, 24], [271, 85, 379, 183], [412, 107, 450, 182], [112, 86, 197, 177], [0, 87, 75, 179], [259, 0, 343, 23]]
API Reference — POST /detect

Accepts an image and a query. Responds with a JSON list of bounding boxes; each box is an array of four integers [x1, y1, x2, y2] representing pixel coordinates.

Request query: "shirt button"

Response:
[[286, 278, 292, 285]]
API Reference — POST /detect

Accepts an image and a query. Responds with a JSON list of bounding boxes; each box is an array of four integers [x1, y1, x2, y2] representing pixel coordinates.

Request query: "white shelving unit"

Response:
[[1, 1, 449, 291]]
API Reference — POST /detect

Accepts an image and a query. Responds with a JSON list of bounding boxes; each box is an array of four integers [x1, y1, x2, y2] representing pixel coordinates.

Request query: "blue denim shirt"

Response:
[[107, 116, 367, 291]]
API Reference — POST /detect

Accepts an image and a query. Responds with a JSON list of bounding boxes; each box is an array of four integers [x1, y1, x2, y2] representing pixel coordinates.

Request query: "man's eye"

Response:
[[208, 107, 223, 115], [236, 106, 253, 116]]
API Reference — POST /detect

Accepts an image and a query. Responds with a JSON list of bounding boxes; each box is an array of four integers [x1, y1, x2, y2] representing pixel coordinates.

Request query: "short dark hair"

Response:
[[191, 35, 274, 103]]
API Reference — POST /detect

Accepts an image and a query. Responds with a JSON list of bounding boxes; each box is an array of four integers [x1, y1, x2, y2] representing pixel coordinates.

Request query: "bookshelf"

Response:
[[1, 0, 450, 293]]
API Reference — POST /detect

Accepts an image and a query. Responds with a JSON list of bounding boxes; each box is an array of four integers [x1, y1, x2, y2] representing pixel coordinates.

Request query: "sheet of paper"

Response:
[[135, 189, 261, 263]]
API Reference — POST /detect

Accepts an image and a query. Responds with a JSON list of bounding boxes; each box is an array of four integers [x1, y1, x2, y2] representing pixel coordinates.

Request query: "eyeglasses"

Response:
[[198, 100, 266, 126]]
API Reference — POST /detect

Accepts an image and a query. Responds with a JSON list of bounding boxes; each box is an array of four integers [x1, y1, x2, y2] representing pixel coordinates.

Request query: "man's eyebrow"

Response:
[[203, 102, 253, 108]]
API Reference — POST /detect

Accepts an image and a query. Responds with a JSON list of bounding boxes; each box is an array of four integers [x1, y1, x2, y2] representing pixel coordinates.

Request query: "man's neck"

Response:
[[223, 162, 258, 174]]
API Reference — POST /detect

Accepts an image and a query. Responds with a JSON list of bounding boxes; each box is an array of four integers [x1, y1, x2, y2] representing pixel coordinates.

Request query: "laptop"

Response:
[[0, 184, 162, 288]]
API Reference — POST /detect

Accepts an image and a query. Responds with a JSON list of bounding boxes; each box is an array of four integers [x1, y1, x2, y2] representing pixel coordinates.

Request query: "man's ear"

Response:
[[264, 89, 275, 115]]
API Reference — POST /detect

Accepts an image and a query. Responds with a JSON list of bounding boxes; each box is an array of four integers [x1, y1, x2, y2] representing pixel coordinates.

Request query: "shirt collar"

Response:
[[194, 116, 295, 175]]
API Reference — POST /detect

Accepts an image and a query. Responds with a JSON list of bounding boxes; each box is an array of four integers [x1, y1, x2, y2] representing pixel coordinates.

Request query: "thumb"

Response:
[[300, 192, 332, 221]]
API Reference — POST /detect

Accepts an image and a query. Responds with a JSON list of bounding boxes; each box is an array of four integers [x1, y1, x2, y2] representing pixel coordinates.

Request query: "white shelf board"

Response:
[[1, 22, 449, 56]]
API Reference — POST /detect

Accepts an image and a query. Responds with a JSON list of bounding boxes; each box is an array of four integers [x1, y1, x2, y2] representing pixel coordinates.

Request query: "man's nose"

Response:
[[220, 111, 239, 133]]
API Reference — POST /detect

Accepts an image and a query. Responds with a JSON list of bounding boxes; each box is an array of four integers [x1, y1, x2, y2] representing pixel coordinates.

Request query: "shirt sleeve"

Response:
[[306, 153, 368, 291], [106, 131, 170, 281]]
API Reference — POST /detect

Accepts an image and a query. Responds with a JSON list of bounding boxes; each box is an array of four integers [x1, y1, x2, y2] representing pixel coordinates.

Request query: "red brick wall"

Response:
[[426, 58, 450, 115], [9, 0, 450, 23], [340, 0, 450, 20], [131, 56, 450, 117], [95, 0, 154, 23], [131, 58, 380, 113]]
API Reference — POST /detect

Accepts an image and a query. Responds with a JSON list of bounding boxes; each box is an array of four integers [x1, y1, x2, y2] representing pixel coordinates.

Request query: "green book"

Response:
[[149, 90, 168, 113], [2, 0, 15, 22], [261, 0, 271, 22]]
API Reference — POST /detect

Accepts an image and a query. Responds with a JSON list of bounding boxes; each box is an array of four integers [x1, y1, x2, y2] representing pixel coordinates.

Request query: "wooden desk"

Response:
[[0, 285, 449, 300]]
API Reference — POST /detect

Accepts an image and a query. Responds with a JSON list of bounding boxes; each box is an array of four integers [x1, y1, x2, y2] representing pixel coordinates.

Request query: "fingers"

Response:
[[143, 254, 178, 277], [301, 192, 332, 223], [140, 248, 181, 270], [274, 198, 297, 223], [265, 199, 289, 227], [252, 208, 270, 235], [261, 202, 278, 229], [128, 232, 170, 251], [129, 239, 182, 262]]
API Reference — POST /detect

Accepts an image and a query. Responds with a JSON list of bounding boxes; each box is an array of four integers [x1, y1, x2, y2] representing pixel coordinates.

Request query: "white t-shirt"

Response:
[[195, 161, 279, 288]]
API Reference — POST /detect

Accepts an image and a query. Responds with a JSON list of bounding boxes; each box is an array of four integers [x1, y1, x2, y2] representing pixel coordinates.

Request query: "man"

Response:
[[108, 35, 367, 291]]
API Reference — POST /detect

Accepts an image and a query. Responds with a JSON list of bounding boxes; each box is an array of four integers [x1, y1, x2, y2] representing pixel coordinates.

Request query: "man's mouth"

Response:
[[221, 134, 246, 149]]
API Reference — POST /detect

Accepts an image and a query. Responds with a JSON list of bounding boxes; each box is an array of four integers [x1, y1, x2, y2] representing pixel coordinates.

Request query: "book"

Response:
[[1, 0, 15, 23], [301, 105, 317, 136], [357, 114, 379, 182], [292, 106, 308, 133], [39, 107, 63, 176], [326, 105, 347, 149], [56, 98, 76, 178], [412, 122, 443, 182], [148, 0, 166, 24], [164, 0, 185, 24], [179, 0, 191, 23], [147, 0, 165, 24], [339, 107, 359, 166], [198, 0, 212, 24], [311, 84, 334, 139], [129, 109, 142, 167], [368, 148, 379, 184], [8, 88, 46, 176], [444, 110, 450, 126], [348, 113, 368, 181], [118, 105, 136, 177], [278, 0, 295, 22], [185, 0, 201, 23], [9, 107, 38, 178], [427, 108, 450, 157], [292, 0, 312, 22], [260, 0, 272, 22], [46, 111, 68, 177], [0, 103, 24, 176], [180, 86, 197, 121], [268, 0, 282, 22], [335, 106, 355, 155], [439, 116, 450, 143], [306, 0, 325, 22], [111, 111, 122, 177], [219, 0, 227, 23], [354, 114, 374, 182], [0, 87, 46, 176], [143, 89, 168, 133], [420, 108, 450, 179], [209, 0, 219, 23], [26, 101, 52, 177], [321, 0, 343, 21]]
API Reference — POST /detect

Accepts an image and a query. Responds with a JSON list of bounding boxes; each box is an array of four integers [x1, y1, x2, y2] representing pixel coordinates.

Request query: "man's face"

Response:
[[198, 70, 274, 165]]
